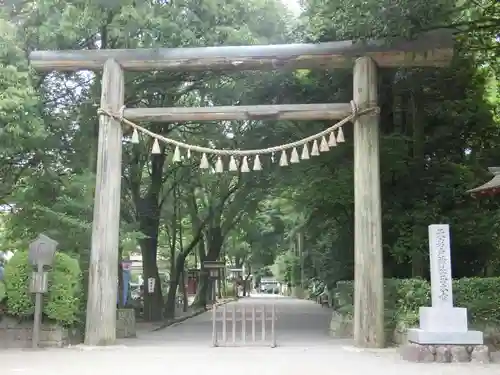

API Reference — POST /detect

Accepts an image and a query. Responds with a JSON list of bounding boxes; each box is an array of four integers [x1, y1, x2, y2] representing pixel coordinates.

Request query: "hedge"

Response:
[[333, 277, 500, 331], [3, 251, 82, 325]]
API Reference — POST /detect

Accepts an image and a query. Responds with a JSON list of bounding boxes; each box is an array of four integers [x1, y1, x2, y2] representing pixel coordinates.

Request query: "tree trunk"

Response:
[[140, 232, 163, 321], [410, 91, 426, 278], [192, 225, 223, 308], [137, 154, 165, 321], [141, 245, 163, 321], [193, 271, 210, 309], [164, 253, 189, 319], [242, 266, 252, 297], [180, 268, 188, 312], [164, 228, 204, 318], [164, 278, 178, 319]]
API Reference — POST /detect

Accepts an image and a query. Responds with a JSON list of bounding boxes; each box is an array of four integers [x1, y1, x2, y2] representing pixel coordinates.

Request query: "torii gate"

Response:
[[29, 30, 453, 348]]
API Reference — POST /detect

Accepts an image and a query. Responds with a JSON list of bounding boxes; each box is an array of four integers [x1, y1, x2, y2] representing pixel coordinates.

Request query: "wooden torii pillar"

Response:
[[28, 30, 453, 347]]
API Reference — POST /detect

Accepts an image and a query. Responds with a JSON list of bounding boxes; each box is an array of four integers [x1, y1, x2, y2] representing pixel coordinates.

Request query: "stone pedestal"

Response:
[[407, 306, 483, 345], [407, 328, 483, 345], [116, 308, 136, 339]]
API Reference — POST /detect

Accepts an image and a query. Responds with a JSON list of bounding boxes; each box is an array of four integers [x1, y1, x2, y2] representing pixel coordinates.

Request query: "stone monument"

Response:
[[407, 224, 483, 345]]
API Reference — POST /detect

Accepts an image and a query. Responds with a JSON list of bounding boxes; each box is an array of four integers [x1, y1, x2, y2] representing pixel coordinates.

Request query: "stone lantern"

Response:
[[28, 234, 58, 349]]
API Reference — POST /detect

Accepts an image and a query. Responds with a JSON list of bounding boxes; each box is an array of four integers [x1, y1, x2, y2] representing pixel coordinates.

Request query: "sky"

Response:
[[282, 0, 302, 16]]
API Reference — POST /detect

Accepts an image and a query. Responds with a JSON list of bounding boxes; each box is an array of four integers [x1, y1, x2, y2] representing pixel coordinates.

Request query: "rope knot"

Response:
[[119, 105, 126, 122], [349, 100, 358, 117]]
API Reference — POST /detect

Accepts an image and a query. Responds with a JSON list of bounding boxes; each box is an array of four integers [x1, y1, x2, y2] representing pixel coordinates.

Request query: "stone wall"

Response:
[[0, 316, 80, 348], [0, 308, 137, 348]]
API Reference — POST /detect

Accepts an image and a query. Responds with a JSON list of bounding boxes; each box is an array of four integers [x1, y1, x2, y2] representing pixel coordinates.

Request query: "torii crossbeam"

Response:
[[28, 29, 454, 348]]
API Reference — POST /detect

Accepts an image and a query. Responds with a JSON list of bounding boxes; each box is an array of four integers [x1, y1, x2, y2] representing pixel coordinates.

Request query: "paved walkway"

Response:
[[0, 295, 498, 374], [127, 293, 334, 347]]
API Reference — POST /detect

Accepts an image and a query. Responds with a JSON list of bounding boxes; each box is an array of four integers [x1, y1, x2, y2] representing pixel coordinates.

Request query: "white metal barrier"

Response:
[[212, 303, 277, 347]]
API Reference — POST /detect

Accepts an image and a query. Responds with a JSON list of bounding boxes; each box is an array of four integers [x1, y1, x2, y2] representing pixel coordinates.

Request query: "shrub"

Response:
[[308, 278, 326, 299], [454, 277, 500, 326], [4, 251, 82, 325], [332, 276, 500, 331]]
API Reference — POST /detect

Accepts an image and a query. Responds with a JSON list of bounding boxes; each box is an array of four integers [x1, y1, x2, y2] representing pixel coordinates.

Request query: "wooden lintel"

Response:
[[29, 30, 454, 72], [123, 103, 352, 122]]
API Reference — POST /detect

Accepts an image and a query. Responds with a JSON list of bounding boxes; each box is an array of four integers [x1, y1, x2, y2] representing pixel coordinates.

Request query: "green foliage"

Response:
[[4, 251, 82, 325], [276, 0, 500, 285], [333, 277, 500, 331], [0, 281, 5, 303], [0, 18, 45, 202], [454, 277, 500, 326], [271, 251, 300, 284]]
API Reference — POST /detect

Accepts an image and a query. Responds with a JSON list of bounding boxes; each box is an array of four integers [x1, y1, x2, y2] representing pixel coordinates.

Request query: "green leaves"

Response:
[[0, 19, 45, 202], [0, 281, 6, 304]]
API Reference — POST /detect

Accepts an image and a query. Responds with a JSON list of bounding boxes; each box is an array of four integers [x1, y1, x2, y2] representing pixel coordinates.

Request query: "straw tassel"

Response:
[[173, 146, 181, 162], [290, 147, 300, 163], [320, 136, 330, 152], [301, 144, 310, 160], [279, 150, 288, 166], [131, 129, 140, 144], [241, 156, 250, 172], [328, 131, 337, 147], [229, 156, 238, 171], [151, 139, 161, 154], [187, 149, 191, 159], [199, 153, 209, 169], [215, 156, 224, 173], [253, 155, 262, 171], [311, 140, 320, 156], [337, 127, 345, 143]]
